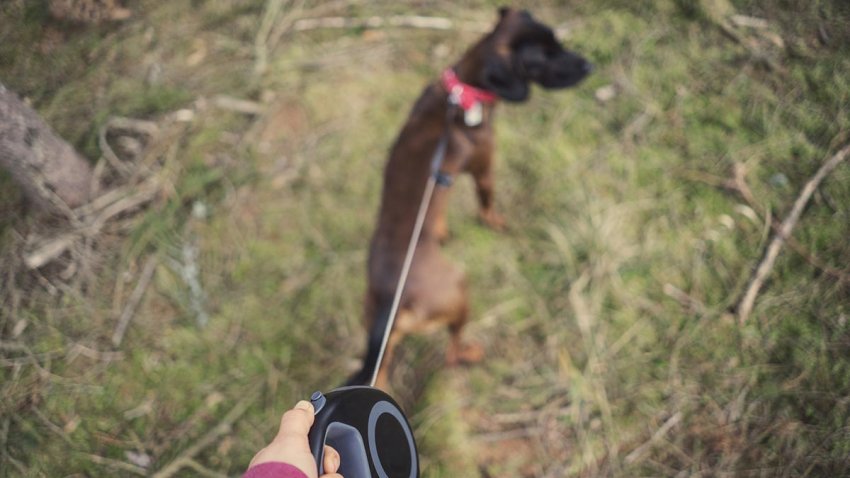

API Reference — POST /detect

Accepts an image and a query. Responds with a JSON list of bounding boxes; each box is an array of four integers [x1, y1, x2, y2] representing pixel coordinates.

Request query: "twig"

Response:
[[65, 343, 124, 363], [105, 116, 160, 137], [99, 116, 160, 177], [682, 165, 850, 284], [99, 125, 132, 177], [704, 6, 781, 72], [81, 453, 147, 476], [624, 411, 683, 464], [112, 255, 158, 347], [663, 283, 706, 315], [737, 143, 850, 323], [254, 0, 286, 76], [1, 449, 26, 474], [22, 176, 160, 270], [212, 95, 265, 116], [87, 177, 160, 231], [292, 15, 489, 33], [474, 427, 538, 443], [0, 416, 10, 461], [23, 234, 77, 269], [730, 14, 769, 29], [151, 388, 258, 478], [32, 408, 72, 444]]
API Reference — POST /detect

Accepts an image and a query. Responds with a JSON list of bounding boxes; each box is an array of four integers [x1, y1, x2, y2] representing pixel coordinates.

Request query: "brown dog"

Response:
[[347, 8, 591, 388]]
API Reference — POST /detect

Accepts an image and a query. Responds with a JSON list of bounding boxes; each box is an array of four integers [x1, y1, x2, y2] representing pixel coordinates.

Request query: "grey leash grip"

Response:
[[308, 386, 419, 478]]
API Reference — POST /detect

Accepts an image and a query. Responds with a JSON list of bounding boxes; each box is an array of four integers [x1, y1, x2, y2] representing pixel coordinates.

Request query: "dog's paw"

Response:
[[446, 340, 485, 366], [432, 216, 451, 243], [478, 209, 507, 232]]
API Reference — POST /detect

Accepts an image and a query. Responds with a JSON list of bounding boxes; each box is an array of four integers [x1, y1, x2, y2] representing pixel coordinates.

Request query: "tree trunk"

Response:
[[0, 83, 96, 214]]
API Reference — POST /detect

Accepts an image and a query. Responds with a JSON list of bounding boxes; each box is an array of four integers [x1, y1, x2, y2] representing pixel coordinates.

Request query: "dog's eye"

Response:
[[544, 45, 562, 58], [518, 45, 546, 66]]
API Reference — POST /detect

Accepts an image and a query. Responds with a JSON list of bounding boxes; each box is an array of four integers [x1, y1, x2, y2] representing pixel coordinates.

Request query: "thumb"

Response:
[[275, 400, 315, 443]]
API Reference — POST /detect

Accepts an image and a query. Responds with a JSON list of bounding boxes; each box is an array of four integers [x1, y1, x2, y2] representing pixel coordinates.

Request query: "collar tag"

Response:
[[464, 101, 483, 126]]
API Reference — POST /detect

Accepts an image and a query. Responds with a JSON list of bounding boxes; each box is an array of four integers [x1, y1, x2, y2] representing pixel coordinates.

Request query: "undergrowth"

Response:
[[1, 0, 848, 476]]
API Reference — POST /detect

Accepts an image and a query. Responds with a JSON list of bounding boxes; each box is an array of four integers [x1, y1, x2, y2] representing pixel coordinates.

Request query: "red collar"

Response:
[[441, 69, 497, 111]]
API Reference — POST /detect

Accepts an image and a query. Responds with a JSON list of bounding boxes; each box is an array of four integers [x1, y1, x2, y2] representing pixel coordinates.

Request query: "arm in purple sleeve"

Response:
[[242, 462, 309, 478]]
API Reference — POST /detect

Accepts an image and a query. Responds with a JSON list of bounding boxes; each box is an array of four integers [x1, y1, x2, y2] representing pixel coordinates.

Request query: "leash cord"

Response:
[[369, 123, 451, 387]]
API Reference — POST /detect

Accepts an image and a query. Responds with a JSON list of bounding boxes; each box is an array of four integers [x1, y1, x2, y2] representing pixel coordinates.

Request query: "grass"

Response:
[[1, 0, 849, 476]]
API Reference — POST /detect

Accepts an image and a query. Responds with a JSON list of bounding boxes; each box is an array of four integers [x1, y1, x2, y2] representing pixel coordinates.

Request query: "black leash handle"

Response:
[[308, 386, 419, 478]]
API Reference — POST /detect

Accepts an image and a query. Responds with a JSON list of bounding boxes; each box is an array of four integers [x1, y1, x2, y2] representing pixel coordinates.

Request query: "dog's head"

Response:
[[471, 8, 591, 102]]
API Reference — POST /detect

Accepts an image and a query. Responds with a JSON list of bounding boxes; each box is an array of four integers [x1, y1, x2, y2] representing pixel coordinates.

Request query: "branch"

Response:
[[737, 143, 850, 323], [112, 255, 158, 347], [22, 174, 160, 271], [681, 164, 850, 285], [292, 15, 489, 33], [150, 388, 258, 478]]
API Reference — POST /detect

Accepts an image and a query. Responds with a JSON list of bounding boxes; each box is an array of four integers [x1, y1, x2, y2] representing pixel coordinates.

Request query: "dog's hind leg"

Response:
[[446, 321, 484, 366], [443, 283, 484, 366]]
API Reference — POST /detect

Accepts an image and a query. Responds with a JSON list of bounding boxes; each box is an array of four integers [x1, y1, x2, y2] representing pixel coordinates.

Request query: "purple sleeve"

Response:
[[242, 462, 309, 478]]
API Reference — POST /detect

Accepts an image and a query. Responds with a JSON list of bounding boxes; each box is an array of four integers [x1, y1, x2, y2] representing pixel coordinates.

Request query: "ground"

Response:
[[1, 0, 849, 477]]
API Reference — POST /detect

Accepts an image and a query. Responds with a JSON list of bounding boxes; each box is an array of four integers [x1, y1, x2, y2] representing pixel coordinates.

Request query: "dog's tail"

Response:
[[344, 300, 393, 386]]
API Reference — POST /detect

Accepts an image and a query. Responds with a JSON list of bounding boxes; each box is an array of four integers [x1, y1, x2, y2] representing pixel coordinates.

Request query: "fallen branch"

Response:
[[292, 15, 489, 33], [732, 162, 850, 284], [681, 165, 850, 285], [151, 388, 258, 478], [737, 143, 850, 323], [112, 255, 158, 347], [22, 176, 160, 270]]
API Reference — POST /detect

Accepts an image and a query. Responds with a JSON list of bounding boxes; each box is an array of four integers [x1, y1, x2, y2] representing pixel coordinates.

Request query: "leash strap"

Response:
[[369, 132, 450, 387]]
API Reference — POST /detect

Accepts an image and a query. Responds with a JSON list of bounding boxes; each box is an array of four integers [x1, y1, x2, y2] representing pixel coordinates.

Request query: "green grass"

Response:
[[1, 0, 849, 476]]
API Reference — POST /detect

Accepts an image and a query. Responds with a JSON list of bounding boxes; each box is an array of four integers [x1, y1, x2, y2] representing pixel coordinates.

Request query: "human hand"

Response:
[[248, 401, 342, 478]]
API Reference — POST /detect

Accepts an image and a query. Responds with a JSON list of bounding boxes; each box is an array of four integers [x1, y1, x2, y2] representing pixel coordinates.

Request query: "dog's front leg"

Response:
[[472, 159, 506, 231]]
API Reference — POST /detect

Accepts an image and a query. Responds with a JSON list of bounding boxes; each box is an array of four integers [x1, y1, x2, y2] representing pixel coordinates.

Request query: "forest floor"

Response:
[[1, 0, 849, 476]]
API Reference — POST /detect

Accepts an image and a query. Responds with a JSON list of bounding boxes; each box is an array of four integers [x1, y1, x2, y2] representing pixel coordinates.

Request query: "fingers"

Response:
[[322, 445, 340, 474], [248, 401, 321, 477], [276, 400, 315, 441]]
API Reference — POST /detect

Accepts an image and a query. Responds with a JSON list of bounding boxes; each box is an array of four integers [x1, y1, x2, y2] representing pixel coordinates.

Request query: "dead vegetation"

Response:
[[1, 0, 849, 477]]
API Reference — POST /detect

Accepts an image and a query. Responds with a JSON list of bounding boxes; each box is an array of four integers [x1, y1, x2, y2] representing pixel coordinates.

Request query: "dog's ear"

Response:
[[497, 7, 533, 21], [480, 56, 529, 102]]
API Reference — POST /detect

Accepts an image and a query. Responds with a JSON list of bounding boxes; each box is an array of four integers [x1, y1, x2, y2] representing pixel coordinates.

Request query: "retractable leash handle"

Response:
[[307, 386, 419, 478]]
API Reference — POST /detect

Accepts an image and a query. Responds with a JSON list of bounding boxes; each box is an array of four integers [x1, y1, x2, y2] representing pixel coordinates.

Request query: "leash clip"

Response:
[[434, 171, 454, 187]]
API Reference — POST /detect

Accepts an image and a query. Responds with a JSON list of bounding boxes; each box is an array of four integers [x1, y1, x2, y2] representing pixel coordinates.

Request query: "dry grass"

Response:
[[1, 0, 849, 476]]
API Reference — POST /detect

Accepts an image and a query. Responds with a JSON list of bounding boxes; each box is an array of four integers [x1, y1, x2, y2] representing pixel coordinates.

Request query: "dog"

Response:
[[347, 8, 591, 388]]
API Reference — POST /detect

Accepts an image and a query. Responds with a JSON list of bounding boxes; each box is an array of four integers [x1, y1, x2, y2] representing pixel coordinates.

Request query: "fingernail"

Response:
[[295, 400, 313, 412]]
